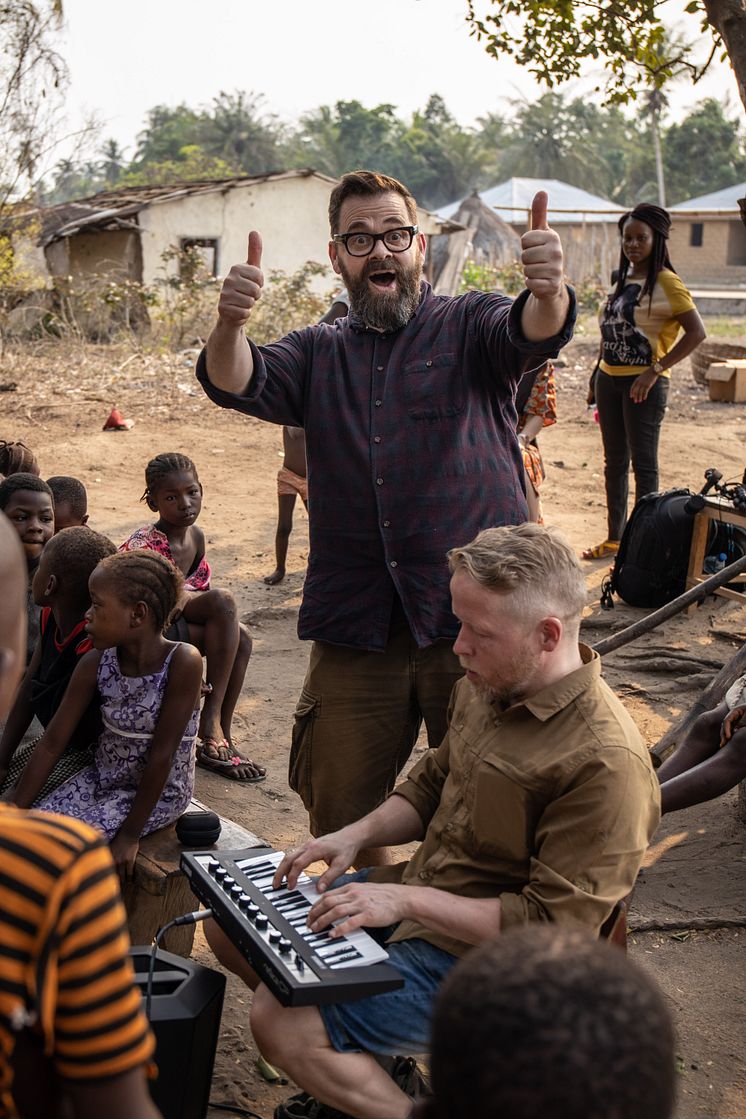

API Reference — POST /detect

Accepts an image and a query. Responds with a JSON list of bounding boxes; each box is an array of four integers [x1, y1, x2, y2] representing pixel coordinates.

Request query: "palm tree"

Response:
[[99, 139, 127, 188], [638, 29, 693, 207]]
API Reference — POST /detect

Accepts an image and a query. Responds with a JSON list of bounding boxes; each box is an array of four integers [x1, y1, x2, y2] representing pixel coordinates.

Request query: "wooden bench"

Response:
[[123, 799, 263, 956], [685, 495, 746, 611]]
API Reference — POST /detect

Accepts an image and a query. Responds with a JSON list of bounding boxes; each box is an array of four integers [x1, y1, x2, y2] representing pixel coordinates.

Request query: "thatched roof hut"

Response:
[[431, 191, 522, 295]]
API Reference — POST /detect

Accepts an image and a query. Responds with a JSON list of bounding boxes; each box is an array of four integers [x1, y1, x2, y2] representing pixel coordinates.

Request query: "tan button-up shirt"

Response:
[[372, 645, 660, 957]]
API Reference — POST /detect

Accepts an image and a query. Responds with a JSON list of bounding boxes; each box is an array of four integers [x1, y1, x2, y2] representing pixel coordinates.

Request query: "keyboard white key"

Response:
[[234, 850, 390, 969]]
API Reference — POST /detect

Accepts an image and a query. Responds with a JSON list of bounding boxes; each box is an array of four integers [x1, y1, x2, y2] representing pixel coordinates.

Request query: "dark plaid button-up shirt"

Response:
[[196, 282, 575, 651]]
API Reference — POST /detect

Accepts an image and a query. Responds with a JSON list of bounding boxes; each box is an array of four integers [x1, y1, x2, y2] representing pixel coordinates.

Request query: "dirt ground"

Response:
[[2, 326, 746, 1118]]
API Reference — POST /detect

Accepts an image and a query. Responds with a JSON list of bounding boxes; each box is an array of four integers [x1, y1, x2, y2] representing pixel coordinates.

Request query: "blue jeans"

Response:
[[595, 370, 669, 540], [317, 871, 458, 1056]]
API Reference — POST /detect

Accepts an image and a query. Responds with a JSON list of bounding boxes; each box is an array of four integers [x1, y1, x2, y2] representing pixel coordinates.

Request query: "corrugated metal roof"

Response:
[[671, 182, 746, 212], [438, 177, 622, 223]]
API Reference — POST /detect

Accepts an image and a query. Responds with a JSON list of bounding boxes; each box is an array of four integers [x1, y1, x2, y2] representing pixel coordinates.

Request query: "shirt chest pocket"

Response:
[[469, 759, 541, 863], [402, 353, 464, 420]]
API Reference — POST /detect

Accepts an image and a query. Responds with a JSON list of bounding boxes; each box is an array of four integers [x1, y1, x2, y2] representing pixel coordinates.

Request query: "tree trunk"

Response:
[[651, 104, 666, 208], [703, 0, 746, 114]]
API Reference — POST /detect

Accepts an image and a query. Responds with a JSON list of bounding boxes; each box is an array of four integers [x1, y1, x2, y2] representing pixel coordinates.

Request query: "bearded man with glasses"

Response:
[[197, 171, 575, 865]]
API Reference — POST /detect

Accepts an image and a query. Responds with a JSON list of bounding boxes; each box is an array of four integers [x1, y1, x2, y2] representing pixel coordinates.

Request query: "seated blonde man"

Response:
[[207, 523, 660, 1119]]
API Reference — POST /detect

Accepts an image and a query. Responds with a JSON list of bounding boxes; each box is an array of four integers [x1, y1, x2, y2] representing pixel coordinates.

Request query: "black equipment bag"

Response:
[[601, 489, 700, 609]]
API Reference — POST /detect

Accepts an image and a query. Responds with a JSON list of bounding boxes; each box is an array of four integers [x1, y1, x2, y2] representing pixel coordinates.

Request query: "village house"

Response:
[[669, 181, 746, 291], [21, 169, 459, 297], [439, 178, 621, 287]]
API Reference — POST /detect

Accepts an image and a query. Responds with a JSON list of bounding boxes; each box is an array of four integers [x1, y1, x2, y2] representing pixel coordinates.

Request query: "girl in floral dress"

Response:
[[120, 452, 264, 784], [12, 550, 203, 877], [517, 360, 557, 524]]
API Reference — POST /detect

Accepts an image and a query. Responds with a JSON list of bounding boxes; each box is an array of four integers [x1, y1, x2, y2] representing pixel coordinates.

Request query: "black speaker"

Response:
[[129, 946, 226, 1119]]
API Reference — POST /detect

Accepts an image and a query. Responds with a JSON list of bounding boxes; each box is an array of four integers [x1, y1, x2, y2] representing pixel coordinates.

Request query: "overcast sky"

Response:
[[59, 0, 742, 158]]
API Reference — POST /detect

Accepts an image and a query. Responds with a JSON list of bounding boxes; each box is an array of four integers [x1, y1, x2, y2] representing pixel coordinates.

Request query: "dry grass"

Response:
[[0, 338, 208, 429]]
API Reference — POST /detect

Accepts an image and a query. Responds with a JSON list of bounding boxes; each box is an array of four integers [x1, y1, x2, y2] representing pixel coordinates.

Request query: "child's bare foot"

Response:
[[196, 737, 267, 783], [263, 568, 285, 585]]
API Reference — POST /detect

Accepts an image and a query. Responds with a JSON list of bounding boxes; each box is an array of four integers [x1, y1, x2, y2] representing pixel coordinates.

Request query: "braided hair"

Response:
[[611, 203, 674, 307], [0, 441, 40, 478], [95, 549, 184, 633], [141, 453, 200, 511], [0, 473, 52, 511]]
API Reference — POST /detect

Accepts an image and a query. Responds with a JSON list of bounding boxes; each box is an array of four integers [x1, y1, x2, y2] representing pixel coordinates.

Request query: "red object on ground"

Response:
[[102, 407, 134, 431]]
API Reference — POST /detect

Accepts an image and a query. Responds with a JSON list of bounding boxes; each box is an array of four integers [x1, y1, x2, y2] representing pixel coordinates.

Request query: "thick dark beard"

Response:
[[340, 253, 423, 332]]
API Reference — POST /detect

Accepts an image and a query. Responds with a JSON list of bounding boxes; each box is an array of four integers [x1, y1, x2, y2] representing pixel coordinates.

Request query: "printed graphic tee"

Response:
[[599, 269, 695, 376]]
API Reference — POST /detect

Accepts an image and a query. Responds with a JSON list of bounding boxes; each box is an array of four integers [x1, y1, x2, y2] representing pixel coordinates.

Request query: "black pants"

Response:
[[595, 370, 669, 540]]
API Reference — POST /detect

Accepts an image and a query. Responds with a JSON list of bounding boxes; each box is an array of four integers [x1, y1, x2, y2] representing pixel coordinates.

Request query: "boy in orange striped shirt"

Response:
[[0, 511, 159, 1119]]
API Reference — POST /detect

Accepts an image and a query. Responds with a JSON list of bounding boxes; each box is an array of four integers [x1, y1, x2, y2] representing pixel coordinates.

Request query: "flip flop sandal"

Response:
[[581, 540, 620, 560], [273, 1057, 428, 1119], [196, 738, 267, 783], [274, 1093, 351, 1119]]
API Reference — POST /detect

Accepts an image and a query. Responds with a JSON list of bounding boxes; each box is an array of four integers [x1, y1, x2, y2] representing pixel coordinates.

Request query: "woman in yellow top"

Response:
[[582, 204, 706, 560]]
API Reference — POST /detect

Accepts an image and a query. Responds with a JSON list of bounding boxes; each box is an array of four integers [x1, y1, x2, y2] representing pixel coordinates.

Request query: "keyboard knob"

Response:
[[255, 915, 268, 931], [230, 884, 243, 899], [279, 938, 292, 955], [269, 930, 281, 945], [214, 867, 227, 882], [246, 904, 259, 920], [207, 859, 220, 874], [238, 895, 251, 910]]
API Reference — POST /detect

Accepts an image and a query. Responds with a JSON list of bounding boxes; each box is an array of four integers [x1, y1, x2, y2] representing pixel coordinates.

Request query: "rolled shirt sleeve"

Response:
[[498, 750, 661, 933], [393, 733, 452, 830]]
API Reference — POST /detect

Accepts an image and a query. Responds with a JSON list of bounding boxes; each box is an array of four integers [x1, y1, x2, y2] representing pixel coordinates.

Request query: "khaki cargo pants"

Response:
[[289, 628, 462, 836]]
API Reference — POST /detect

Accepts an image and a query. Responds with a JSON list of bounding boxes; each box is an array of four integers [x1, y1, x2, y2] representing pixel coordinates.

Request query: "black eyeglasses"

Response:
[[332, 226, 419, 257]]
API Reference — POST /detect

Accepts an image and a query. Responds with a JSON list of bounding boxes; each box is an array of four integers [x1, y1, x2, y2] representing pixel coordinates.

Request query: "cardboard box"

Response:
[[706, 360, 746, 403]]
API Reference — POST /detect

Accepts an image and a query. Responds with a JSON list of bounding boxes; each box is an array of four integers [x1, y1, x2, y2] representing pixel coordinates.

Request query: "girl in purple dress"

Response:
[[12, 550, 203, 878]]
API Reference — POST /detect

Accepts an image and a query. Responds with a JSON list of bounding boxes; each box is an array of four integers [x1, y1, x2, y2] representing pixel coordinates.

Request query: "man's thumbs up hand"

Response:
[[247, 231, 263, 270], [217, 230, 265, 327], [521, 192, 564, 301], [530, 191, 549, 232]]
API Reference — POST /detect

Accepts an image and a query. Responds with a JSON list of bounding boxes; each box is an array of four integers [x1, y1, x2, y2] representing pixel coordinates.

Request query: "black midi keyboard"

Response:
[[181, 847, 404, 1006]]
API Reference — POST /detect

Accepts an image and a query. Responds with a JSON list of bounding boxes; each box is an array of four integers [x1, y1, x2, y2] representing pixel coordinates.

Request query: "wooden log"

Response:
[[125, 799, 263, 955], [592, 551, 746, 658]]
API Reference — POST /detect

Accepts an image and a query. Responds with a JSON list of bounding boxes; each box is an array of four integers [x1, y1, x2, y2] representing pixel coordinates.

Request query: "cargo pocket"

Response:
[[289, 689, 320, 806]]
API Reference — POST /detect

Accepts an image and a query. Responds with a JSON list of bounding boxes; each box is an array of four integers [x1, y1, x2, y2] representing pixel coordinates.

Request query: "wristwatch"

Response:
[[652, 360, 664, 375]]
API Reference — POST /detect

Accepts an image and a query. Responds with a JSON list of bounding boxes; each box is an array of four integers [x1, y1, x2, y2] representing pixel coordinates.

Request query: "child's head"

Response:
[[86, 549, 184, 647], [0, 512, 28, 718], [0, 440, 40, 479], [46, 475, 89, 531], [0, 474, 54, 566], [32, 527, 116, 609], [141, 453, 202, 526], [425, 927, 676, 1119]]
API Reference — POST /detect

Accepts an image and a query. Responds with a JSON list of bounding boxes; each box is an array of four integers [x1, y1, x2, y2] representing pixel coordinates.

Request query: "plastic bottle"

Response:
[[703, 552, 728, 575]]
